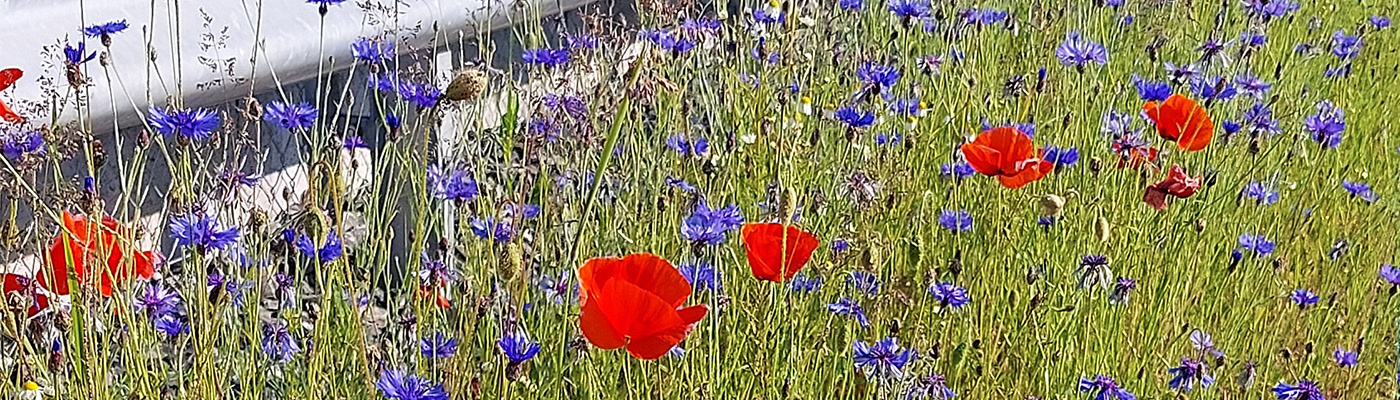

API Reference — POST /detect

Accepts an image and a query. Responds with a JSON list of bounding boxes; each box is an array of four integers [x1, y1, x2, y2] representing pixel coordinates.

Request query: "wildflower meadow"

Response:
[[0, 0, 1398, 399]]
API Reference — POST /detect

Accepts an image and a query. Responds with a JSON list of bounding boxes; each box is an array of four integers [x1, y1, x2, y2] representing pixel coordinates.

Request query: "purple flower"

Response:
[[286, 229, 343, 263], [265, 101, 318, 131], [261, 321, 301, 363], [789, 273, 824, 293], [1190, 75, 1238, 102], [678, 263, 721, 291], [522, 48, 570, 67], [498, 331, 541, 364], [344, 136, 369, 149], [1242, 103, 1281, 136], [938, 210, 973, 233], [1242, 0, 1300, 21], [839, 0, 862, 11], [420, 333, 459, 358], [835, 106, 877, 128], [961, 7, 1008, 25], [1244, 182, 1280, 205], [351, 37, 395, 63], [1238, 233, 1275, 256], [752, 7, 786, 24], [470, 217, 513, 242], [1341, 180, 1377, 203], [82, 20, 129, 39], [169, 212, 240, 251], [1380, 264, 1400, 286], [1132, 75, 1172, 102], [427, 164, 478, 202], [397, 80, 441, 108], [1043, 145, 1080, 169], [1372, 15, 1392, 29], [1271, 380, 1325, 400], [928, 282, 969, 308], [887, 0, 930, 19], [941, 161, 976, 180], [827, 297, 870, 328], [153, 314, 189, 336], [643, 29, 697, 53], [1109, 277, 1135, 305], [680, 200, 744, 245], [1079, 375, 1135, 400], [846, 271, 881, 296], [566, 34, 598, 50], [2, 130, 45, 160], [148, 107, 220, 140], [376, 370, 449, 400], [1240, 31, 1267, 47], [1331, 30, 1362, 59], [64, 42, 96, 65], [1167, 357, 1215, 392], [852, 337, 917, 383], [1190, 329, 1226, 359], [1290, 289, 1319, 308], [1055, 32, 1109, 69], [904, 373, 957, 399], [1332, 348, 1357, 367], [1235, 74, 1271, 99], [134, 283, 182, 319], [1305, 100, 1345, 149], [857, 62, 901, 88]]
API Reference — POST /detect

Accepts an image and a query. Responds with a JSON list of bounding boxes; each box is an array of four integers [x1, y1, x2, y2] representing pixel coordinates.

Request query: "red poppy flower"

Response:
[[1144, 94, 1213, 151], [742, 222, 819, 282], [961, 126, 1054, 189], [0, 68, 23, 124], [577, 253, 707, 360], [42, 211, 159, 297], [1143, 164, 1202, 210], [1, 273, 49, 317]]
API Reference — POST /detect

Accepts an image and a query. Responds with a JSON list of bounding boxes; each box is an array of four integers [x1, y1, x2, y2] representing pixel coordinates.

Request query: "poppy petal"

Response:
[[0, 68, 21, 91], [995, 159, 1052, 189], [960, 143, 1003, 176], [0, 100, 21, 124], [1143, 186, 1169, 210], [742, 223, 819, 282], [579, 294, 627, 350]]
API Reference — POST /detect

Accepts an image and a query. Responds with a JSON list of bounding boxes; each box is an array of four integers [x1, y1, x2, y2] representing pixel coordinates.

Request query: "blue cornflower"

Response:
[[134, 282, 182, 318], [835, 107, 876, 128], [1190, 75, 1238, 102], [1372, 16, 1392, 29], [538, 270, 577, 304], [886, 0, 929, 18], [666, 134, 709, 156], [1341, 180, 1377, 203], [1242, 0, 1299, 21], [264, 101, 318, 131], [928, 282, 969, 309], [1222, 120, 1241, 135], [839, 0, 862, 11], [874, 133, 901, 146], [790, 273, 824, 293], [1238, 233, 1275, 256], [1240, 31, 1267, 47], [470, 217, 513, 242], [420, 333, 459, 359], [665, 176, 697, 192], [344, 136, 369, 149], [351, 37, 395, 63], [888, 98, 921, 116], [261, 321, 301, 363], [1164, 62, 1201, 85], [2, 130, 45, 160], [831, 239, 850, 254], [1043, 145, 1080, 169], [1331, 30, 1362, 59], [1243, 182, 1280, 205], [566, 33, 599, 50], [522, 48, 570, 68], [904, 373, 957, 399], [169, 212, 240, 251], [962, 7, 1008, 25], [286, 229, 343, 262], [1109, 277, 1135, 305], [1189, 329, 1225, 359], [1242, 103, 1281, 136], [498, 331, 541, 364], [827, 297, 870, 328], [643, 29, 697, 53], [1333, 348, 1357, 367], [397, 81, 441, 108], [853, 337, 917, 383], [1055, 32, 1109, 69], [857, 62, 901, 88], [82, 20, 129, 39], [940, 161, 975, 180], [148, 107, 220, 140], [1291, 289, 1319, 308], [846, 271, 881, 296], [1235, 74, 1271, 99], [678, 263, 722, 291], [153, 314, 189, 336], [680, 200, 744, 245], [64, 42, 96, 65], [938, 210, 973, 233], [1271, 380, 1324, 400], [1381, 264, 1400, 286], [1167, 357, 1215, 392], [1078, 375, 1135, 400], [1305, 100, 1345, 149], [376, 370, 449, 400], [427, 164, 478, 202]]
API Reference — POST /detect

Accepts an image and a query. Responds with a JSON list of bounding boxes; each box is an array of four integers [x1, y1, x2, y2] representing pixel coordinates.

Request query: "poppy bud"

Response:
[[888, 318, 902, 336], [1194, 219, 1207, 233], [1088, 157, 1102, 175], [444, 69, 488, 102], [1039, 194, 1065, 216], [1094, 216, 1110, 242]]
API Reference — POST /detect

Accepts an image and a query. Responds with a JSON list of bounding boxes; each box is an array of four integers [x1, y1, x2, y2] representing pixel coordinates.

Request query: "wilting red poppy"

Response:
[[961, 126, 1054, 189], [1143, 164, 1202, 210], [1144, 94, 1213, 151], [0, 68, 24, 124], [1, 273, 49, 317], [42, 210, 159, 297], [742, 223, 819, 282], [578, 253, 707, 360]]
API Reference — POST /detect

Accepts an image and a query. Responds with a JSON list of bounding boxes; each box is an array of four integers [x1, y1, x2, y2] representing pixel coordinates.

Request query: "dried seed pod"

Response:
[[1040, 194, 1065, 216], [1094, 216, 1110, 242], [444, 69, 488, 101]]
